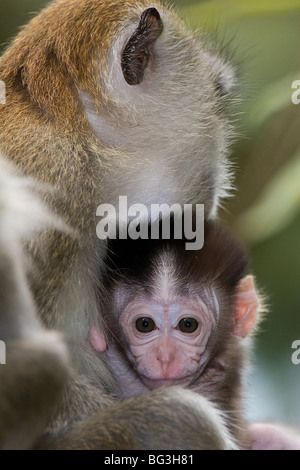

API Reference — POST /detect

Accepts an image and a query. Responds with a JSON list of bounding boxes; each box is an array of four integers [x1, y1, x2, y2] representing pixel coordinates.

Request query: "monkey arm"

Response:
[[0, 337, 69, 450], [36, 388, 238, 450], [0, 159, 69, 450]]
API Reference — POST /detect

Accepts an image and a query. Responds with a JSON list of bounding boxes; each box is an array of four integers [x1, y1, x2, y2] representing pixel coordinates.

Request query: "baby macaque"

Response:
[[90, 221, 260, 448]]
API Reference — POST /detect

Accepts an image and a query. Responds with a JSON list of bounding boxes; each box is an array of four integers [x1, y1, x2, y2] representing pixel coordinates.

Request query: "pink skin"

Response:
[[119, 297, 215, 389], [249, 423, 300, 450], [233, 276, 259, 338], [90, 275, 259, 387]]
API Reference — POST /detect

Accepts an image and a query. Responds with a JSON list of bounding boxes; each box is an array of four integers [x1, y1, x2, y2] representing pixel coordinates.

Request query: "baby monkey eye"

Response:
[[178, 318, 199, 333], [135, 317, 155, 333]]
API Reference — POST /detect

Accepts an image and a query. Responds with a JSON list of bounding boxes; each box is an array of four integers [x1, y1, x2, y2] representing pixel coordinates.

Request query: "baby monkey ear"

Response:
[[233, 275, 259, 338], [121, 7, 163, 85]]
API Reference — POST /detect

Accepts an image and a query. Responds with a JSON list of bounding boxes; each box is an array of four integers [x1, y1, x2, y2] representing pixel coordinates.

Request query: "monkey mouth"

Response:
[[141, 376, 193, 390]]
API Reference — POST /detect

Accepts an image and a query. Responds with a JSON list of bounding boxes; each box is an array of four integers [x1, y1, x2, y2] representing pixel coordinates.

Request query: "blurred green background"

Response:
[[1, 0, 299, 425]]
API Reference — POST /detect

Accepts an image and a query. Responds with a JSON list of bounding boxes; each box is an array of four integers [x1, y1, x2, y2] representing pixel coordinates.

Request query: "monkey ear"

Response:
[[121, 8, 163, 85], [233, 276, 259, 338]]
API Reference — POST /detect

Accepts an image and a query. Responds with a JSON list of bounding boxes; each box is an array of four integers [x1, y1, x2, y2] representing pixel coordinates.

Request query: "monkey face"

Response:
[[119, 295, 216, 389]]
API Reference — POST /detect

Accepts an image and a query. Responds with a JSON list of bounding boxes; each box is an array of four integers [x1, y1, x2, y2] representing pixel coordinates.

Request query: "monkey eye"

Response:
[[135, 317, 156, 333], [178, 318, 199, 333]]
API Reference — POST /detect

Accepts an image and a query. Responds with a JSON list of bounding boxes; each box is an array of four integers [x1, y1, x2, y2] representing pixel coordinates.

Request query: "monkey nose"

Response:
[[156, 344, 176, 367]]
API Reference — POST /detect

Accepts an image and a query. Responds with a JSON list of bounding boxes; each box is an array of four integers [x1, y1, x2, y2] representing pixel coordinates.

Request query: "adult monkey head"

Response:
[[0, 0, 236, 447]]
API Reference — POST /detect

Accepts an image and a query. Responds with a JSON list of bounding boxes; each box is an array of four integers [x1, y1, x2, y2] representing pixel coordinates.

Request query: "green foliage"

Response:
[[247, 74, 300, 128], [236, 150, 300, 243], [180, 0, 300, 30]]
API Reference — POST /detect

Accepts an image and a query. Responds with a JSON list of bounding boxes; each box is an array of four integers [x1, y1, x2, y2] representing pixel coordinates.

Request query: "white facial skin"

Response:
[[120, 296, 216, 389]]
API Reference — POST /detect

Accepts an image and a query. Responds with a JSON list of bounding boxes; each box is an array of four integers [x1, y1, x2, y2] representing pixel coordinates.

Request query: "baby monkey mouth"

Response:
[[141, 375, 194, 390]]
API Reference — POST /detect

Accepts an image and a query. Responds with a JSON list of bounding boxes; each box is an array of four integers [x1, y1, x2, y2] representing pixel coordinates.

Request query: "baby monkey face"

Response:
[[120, 295, 216, 389]]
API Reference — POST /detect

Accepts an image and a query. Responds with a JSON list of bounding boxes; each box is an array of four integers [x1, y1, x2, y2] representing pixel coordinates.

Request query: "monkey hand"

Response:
[[249, 423, 300, 450]]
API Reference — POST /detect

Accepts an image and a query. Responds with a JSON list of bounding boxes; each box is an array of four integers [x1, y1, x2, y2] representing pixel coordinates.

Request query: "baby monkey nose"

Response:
[[156, 341, 176, 367]]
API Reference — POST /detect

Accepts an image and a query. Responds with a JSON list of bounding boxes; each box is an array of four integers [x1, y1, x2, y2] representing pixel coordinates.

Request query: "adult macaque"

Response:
[[0, 0, 240, 449], [91, 221, 259, 449]]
